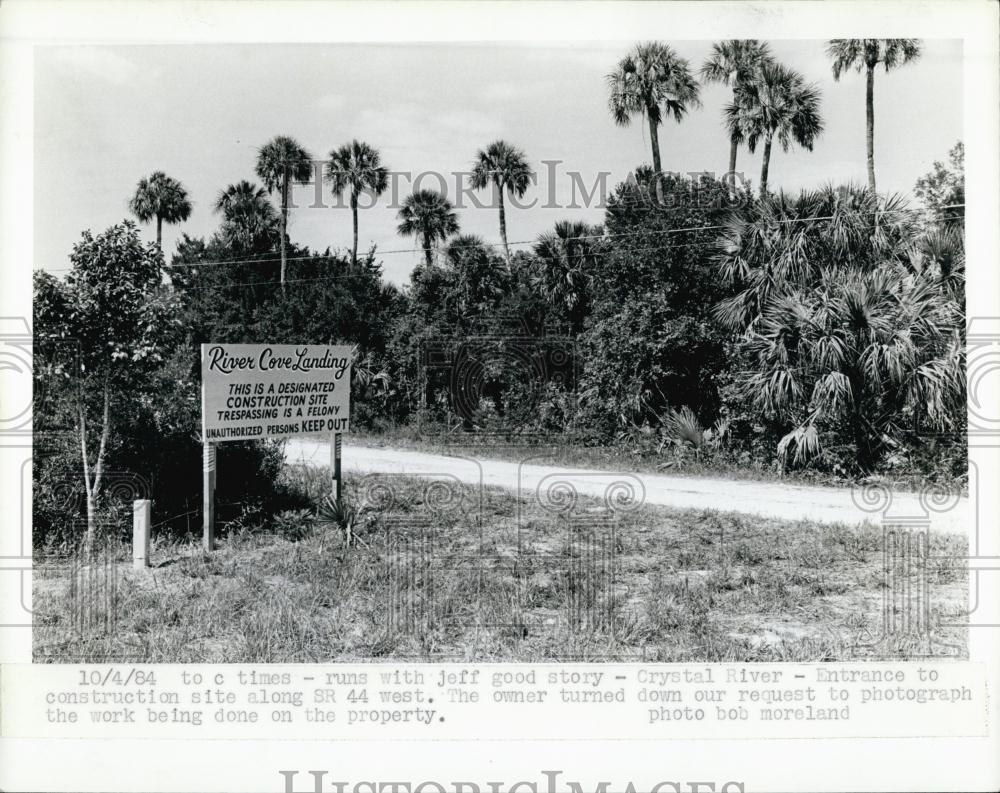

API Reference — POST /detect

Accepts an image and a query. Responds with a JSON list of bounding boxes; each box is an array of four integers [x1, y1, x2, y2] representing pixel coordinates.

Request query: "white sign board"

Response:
[[201, 343, 352, 443]]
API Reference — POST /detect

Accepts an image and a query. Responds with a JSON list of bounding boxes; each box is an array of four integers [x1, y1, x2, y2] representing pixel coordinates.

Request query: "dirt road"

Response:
[[284, 439, 969, 535]]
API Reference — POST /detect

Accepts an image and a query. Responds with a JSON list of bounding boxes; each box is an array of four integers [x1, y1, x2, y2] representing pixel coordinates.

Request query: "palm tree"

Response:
[[607, 42, 701, 174], [326, 140, 390, 268], [727, 60, 823, 194], [469, 140, 532, 265], [397, 189, 459, 268], [128, 171, 192, 249], [532, 220, 602, 332], [700, 40, 773, 181], [213, 180, 279, 253], [827, 39, 921, 192], [255, 136, 314, 286], [714, 185, 961, 471]]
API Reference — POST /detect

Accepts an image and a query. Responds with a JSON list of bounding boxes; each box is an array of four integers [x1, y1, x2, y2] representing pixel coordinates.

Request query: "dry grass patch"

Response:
[[34, 467, 968, 662]]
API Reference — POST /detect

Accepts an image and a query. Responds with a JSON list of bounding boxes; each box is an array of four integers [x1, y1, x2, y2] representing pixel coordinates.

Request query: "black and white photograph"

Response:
[[29, 34, 972, 663], [1, 2, 999, 792]]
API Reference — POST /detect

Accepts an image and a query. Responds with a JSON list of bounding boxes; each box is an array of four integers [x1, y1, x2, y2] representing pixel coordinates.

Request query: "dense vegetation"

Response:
[[33, 39, 966, 549]]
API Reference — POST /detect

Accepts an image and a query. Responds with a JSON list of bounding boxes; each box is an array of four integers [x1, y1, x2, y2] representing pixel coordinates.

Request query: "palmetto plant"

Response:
[[255, 135, 314, 286], [656, 406, 732, 460], [714, 185, 964, 471], [714, 185, 916, 331], [827, 39, 922, 192], [396, 189, 459, 268], [128, 171, 192, 249], [326, 140, 390, 268], [316, 494, 371, 549], [700, 39, 773, 179], [607, 42, 701, 174], [470, 140, 532, 265], [726, 60, 823, 195], [213, 180, 280, 253]]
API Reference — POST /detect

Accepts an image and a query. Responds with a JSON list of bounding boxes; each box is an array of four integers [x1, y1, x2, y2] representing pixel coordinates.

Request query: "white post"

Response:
[[331, 432, 343, 504], [132, 499, 151, 570]]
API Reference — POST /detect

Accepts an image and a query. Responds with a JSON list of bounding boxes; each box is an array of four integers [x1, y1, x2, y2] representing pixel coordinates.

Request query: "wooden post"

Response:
[[331, 432, 342, 504], [132, 499, 151, 570], [203, 440, 216, 552]]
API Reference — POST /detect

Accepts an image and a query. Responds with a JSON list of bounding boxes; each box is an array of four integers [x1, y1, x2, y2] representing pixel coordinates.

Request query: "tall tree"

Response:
[[469, 140, 532, 265], [326, 140, 390, 268], [607, 42, 701, 174], [33, 222, 176, 547], [397, 189, 459, 268], [827, 39, 921, 192], [700, 40, 773, 181], [727, 60, 823, 195], [213, 180, 280, 253], [128, 171, 192, 249], [914, 141, 964, 229], [255, 136, 314, 286]]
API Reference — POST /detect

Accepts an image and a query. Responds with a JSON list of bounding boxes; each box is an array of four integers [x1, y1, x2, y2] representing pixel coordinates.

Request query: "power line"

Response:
[[139, 212, 966, 294], [33, 203, 965, 274]]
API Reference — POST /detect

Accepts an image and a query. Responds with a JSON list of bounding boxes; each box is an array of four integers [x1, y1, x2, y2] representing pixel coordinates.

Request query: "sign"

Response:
[[201, 344, 352, 443]]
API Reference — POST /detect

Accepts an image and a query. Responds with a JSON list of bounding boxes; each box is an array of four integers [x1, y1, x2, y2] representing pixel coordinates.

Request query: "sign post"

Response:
[[202, 440, 216, 552], [200, 343, 352, 551]]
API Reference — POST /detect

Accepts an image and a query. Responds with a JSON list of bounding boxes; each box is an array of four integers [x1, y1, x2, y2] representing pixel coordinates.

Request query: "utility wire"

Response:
[[35, 203, 964, 274]]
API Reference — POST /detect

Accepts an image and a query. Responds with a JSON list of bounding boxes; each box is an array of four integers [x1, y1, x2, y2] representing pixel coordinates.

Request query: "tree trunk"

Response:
[[852, 410, 875, 473], [727, 133, 739, 196], [350, 190, 359, 269], [865, 65, 876, 192], [280, 170, 290, 287], [155, 215, 163, 250], [422, 232, 433, 268], [498, 189, 510, 266], [647, 112, 662, 173], [79, 380, 111, 552], [85, 492, 97, 558], [760, 137, 773, 196]]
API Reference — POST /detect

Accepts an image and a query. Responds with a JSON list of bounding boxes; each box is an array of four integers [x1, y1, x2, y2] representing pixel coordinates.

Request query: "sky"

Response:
[[34, 40, 963, 285]]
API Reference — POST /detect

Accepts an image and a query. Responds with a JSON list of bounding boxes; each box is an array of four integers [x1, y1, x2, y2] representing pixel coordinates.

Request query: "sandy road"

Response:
[[284, 439, 969, 535]]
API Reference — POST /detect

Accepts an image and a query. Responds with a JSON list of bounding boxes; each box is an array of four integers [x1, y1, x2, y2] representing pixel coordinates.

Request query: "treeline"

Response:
[[32, 37, 966, 548], [33, 153, 965, 549]]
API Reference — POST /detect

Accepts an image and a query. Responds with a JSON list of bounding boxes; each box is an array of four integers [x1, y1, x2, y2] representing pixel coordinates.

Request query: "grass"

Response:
[[33, 464, 969, 663]]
